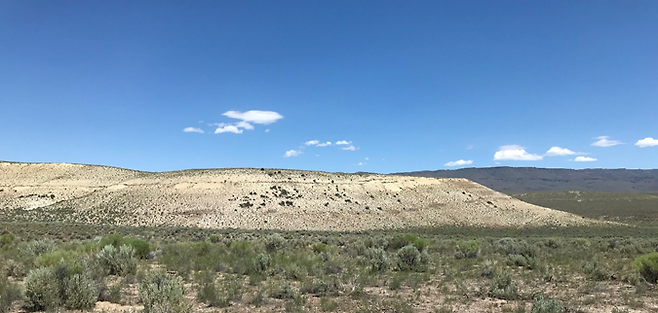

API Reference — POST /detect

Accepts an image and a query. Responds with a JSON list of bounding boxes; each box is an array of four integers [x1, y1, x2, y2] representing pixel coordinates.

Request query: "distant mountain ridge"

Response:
[[394, 167, 658, 194]]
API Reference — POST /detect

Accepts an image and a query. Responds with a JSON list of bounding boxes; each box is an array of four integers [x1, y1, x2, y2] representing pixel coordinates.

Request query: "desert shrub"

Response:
[[99, 234, 151, 259], [489, 271, 518, 300], [208, 234, 221, 243], [99, 234, 125, 248], [531, 295, 566, 313], [313, 242, 328, 253], [574, 238, 591, 247], [544, 237, 560, 249], [300, 277, 341, 296], [3, 259, 27, 277], [20, 239, 57, 259], [195, 271, 229, 308], [63, 274, 98, 310], [396, 245, 422, 271], [123, 238, 151, 259], [633, 252, 658, 283], [24, 267, 61, 311], [253, 253, 271, 273], [0, 275, 21, 313], [455, 240, 480, 259], [229, 240, 254, 257], [139, 270, 191, 313], [35, 249, 78, 268], [367, 248, 392, 272], [270, 282, 296, 299], [265, 233, 287, 252], [497, 238, 538, 258], [0, 233, 14, 247], [388, 234, 427, 251], [96, 244, 137, 276], [582, 259, 608, 281]]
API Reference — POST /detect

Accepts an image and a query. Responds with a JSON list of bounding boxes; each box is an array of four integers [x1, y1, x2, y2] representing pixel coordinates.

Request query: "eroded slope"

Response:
[[0, 162, 593, 230]]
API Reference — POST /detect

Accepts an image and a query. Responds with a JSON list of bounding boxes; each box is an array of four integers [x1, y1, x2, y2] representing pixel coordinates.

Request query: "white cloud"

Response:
[[493, 145, 543, 161], [214, 124, 243, 134], [183, 127, 204, 134], [365, 157, 369, 161], [305, 140, 320, 146], [335, 140, 351, 145], [444, 159, 473, 167], [545, 146, 576, 156], [575, 156, 597, 162], [284, 150, 302, 157], [592, 136, 622, 147], [316, 142, 332, 147], [235, 121, 254, 130], [342, 145, 357, 151], [635, 137, 658, 148], [223, 110, 283, 125], [358, 162, 364, 166], [265, 129, 270, 133]]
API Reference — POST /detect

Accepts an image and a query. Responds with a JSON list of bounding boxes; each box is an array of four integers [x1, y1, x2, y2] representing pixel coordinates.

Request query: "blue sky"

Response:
[[1, 1, 657, 173]]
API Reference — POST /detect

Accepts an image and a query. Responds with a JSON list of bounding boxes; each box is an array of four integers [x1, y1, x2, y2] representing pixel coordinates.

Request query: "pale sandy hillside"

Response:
[[0, 162, 593, 231]]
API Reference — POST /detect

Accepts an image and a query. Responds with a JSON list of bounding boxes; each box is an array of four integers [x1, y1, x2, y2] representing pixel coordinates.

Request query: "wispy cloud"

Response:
[[212, 110, 283, 134], [305, 140, 320, 146], [575, 156, 597, 162], [284, 150, 302, 157], [592, 136, 622, 147], [444, 159, 473, 167], [342, 145, 357, 151], [335, 140, 351, 145], [494, 145, 543, 161], [545, 146, 577, 156], [223, 110, 283, 125], [183, 127, 204, 134], [316, 142, 332, 147], [635, 137, 658, 148]]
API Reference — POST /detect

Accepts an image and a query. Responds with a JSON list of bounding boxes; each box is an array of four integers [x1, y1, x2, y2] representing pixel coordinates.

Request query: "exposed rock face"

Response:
[[0, 162, 593, 231]]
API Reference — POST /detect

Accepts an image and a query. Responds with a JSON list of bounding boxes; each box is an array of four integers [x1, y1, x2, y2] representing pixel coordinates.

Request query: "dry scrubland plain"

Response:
[[0, 162, 591, 230], [1, 162, 657, 313]]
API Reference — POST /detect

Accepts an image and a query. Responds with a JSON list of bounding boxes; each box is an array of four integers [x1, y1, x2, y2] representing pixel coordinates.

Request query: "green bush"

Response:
[[396, 245, 423, 271], [99, 234, 151, 259], [313, 242, 328, 253], [195, 271, 229, 308], [253, 253, 271, 273], [63, 274, 98, 310], [455, 240, 480, 259], [20, 239, 57, 259], [388, 234, 427, 251], [265, 233, 287, 252], [24, 267, 61, 311], [367, 248, 392, 272], [497, 238, 538, 258], [139, 270, 191, 313], [0, 233, 15, 247], [489, 271, 518, 300], [0, 275, 21, 313], [35, 249, 79, 268], [123, 238, 151, 259], [531, 295, 566, 313], [633, 252, 658, 283], [96, 244, 137, 276], [582, 259, 608, 281], [208, 234, 221, 243]]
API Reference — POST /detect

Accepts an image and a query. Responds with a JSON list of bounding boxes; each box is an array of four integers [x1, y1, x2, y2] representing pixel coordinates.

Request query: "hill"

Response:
[[395, 167, 658, 193], [0, 162, 592, 231]]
